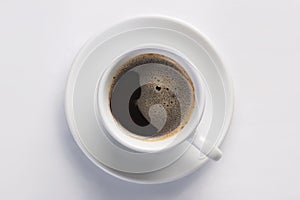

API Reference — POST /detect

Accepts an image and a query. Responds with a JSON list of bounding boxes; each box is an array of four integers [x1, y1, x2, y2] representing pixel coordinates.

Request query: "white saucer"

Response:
[[65, 16, 234, 183]]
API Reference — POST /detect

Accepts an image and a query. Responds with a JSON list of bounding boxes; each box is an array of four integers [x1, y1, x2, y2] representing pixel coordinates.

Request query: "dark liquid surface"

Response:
[[109, 54, 195, 139]]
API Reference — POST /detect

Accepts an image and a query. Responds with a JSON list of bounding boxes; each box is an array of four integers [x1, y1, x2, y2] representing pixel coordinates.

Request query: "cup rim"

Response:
[[96, 45, 206, 153]]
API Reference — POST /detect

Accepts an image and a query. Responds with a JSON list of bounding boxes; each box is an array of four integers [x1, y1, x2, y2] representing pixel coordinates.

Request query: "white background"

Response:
[[1, 0, 300, 199]]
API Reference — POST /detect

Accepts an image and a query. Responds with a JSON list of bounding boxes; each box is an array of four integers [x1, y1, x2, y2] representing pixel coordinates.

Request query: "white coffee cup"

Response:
[[96, 45, 222, 161]]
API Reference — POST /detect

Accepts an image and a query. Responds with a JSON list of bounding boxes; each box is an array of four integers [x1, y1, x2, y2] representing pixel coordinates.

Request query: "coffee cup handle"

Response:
[[191, 135, 223, 161]]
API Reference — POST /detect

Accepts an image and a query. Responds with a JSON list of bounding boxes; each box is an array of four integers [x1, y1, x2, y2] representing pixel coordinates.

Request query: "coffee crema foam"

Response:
[[109, 53, 195, 141]]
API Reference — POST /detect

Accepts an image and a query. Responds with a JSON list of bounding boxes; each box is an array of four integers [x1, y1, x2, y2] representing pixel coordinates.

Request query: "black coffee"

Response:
[[109, 53, 195, 140]]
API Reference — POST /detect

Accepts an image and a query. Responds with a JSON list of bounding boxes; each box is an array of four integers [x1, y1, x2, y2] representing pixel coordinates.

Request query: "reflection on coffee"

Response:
[[109, 53, 195, 140]]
